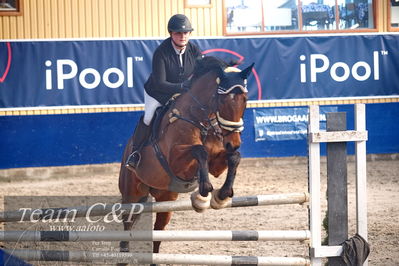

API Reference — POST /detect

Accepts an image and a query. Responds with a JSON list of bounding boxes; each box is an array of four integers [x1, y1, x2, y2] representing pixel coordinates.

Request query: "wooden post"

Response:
[[326, 112, 348, 266]]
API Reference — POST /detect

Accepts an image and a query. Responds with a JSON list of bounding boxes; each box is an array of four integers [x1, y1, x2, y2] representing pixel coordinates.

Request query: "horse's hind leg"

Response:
[[150, 189, 178, 254], [118, 167, 150, 265], [212, 150, 241, 208], [119, 194, 148, 252], [118, 201, 146, 266]]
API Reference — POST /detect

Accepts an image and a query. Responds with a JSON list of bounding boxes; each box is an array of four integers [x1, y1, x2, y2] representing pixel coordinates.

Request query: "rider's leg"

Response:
[[143, 92, 162, 126], [125, 92, 161, 170]]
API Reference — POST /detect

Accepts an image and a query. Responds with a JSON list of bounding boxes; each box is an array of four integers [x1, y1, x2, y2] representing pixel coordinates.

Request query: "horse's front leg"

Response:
[[118, 167, 149, 266], [211, 150, 241, 209], [190, 144, 213, 212], [192, 144, 213, 196]]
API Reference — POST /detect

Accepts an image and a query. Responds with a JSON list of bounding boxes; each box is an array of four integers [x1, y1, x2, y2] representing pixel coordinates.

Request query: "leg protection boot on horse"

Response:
[[125, 117, 151, 171]]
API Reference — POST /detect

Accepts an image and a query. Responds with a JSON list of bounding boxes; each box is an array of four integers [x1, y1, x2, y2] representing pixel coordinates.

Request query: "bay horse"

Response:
[[118, 56, 253, 255]]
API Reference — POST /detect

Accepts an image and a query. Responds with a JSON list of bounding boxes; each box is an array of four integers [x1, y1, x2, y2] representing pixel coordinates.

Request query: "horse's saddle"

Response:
[[146, 95, 199, 193]]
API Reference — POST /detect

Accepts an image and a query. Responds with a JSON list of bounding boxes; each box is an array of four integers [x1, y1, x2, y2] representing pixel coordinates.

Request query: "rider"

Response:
[[126, 14, 203, 170]]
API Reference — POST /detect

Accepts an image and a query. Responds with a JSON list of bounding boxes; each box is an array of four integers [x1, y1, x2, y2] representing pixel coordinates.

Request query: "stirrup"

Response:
[[125, 151, 141, 171]]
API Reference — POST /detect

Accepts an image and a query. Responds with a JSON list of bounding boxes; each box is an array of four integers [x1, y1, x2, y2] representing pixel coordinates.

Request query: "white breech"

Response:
[[143, 91, 162, 126]]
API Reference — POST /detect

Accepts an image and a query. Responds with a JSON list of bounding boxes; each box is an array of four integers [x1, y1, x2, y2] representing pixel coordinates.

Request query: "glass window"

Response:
[[391, 0, 399, 29], [0, 0, 16, 10], [226, 0, 263, 33], [263, 0, 299, 31], [0, 0, 22, 16], [337, 0, 374, 30], [301, 0, 335, 30], [224, 0, 376, 35]]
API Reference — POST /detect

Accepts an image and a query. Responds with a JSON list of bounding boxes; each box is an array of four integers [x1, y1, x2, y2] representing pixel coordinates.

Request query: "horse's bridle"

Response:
[[216, 111, 244, 133], [176, 78, 246, 141], [174, 89, 221, 142], [214, 67, 247, 135]]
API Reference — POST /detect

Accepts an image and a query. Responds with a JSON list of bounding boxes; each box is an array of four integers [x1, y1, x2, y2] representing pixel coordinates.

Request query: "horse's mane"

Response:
[[191, 56, 231, 82]]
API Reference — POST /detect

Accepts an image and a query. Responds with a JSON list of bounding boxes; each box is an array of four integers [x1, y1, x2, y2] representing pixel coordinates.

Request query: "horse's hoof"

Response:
[[210, 189, 232, 209], [190, 190, 211, 213]]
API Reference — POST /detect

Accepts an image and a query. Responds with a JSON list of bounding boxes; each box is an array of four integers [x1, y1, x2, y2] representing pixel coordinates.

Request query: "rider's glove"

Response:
[[180, 79, 192, 91]]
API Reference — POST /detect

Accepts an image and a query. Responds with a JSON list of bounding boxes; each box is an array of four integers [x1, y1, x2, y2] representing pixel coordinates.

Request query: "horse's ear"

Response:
[[217, 66, 227, 80], [240, 63, 254, 79]]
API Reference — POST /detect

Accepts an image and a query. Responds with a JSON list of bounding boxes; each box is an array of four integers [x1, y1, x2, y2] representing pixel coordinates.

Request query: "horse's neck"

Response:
[[172, 81, 215, 123], [188, 74, 217, 109]]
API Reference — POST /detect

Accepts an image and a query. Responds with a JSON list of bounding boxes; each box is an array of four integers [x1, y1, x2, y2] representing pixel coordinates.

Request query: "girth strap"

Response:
[[152, 141, 198, 193], [146, 99, 199, 193]]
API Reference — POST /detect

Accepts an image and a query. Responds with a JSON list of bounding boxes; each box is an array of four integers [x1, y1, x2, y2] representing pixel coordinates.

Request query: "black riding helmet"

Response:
[[168, 14, 194, 32]]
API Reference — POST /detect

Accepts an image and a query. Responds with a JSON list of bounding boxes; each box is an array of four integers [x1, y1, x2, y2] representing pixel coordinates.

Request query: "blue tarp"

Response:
[[1, 103, 398, 169]]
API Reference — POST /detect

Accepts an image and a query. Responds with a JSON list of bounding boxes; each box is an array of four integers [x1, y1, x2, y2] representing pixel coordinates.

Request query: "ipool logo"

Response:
[[45, 57, 134, 90], [300, 51, 382, 83]]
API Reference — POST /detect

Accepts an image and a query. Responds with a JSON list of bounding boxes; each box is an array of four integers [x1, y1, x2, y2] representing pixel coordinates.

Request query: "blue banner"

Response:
[[2, 103, 399, 169], [253, 106, 337, 141], [1, 34, 399, 108], [0, 40, 158, 107]]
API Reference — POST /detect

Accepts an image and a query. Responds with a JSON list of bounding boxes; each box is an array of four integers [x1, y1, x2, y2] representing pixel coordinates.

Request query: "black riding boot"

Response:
[[125, 117, 151, 171]]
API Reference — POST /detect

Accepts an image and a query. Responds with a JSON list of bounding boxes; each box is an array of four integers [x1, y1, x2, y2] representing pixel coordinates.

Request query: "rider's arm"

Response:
[[150, 50, 183, 95]]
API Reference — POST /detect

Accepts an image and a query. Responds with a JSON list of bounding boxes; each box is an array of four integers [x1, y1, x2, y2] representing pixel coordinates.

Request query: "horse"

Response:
[[118, 56, 253, 256]]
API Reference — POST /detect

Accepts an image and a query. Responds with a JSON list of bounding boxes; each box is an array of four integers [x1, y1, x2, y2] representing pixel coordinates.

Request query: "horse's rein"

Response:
[[187, 89, 209, 112], [169, 74, 246, 142], [166, 85, 220, 143]]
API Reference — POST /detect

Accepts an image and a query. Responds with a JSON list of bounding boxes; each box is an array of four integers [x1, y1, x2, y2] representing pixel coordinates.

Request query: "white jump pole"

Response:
[[0, 192, 308, 222], [4, 249, 311, 265], [0, 229, 311, 242]]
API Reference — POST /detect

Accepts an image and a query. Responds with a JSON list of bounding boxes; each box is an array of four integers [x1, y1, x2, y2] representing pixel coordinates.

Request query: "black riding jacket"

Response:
[[144, 37, 202, 104]]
